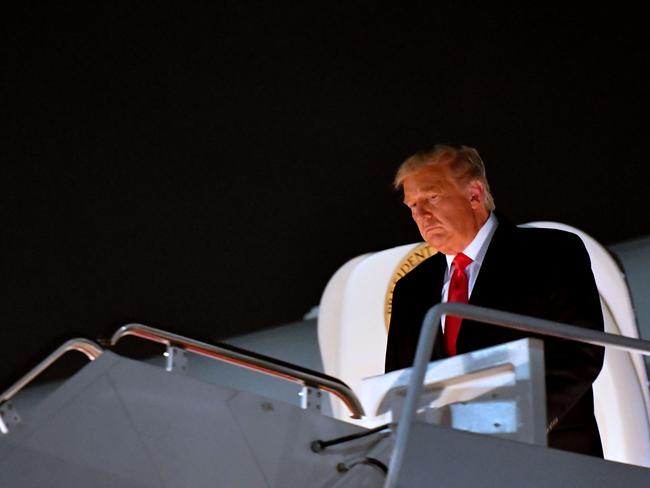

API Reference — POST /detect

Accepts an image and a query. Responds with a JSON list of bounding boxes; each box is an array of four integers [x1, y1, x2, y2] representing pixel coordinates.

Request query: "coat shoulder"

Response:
[[511, 226, 586, 254], [393, 251, 445, 290]]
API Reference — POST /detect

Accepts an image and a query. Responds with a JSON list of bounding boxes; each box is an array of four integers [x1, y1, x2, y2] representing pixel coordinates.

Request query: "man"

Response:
[[385, 144, 605, 457]]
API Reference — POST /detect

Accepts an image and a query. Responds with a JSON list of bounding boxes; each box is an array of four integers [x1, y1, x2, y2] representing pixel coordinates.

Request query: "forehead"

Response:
[[402, 164, 458, 196]]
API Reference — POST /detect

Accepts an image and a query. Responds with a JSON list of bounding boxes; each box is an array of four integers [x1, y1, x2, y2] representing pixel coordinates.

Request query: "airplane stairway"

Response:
[[3, 304, 650, 487]]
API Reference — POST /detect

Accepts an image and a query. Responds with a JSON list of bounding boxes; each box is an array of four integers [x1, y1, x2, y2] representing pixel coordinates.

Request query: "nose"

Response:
[[413, 204, 432, 220], [413, 210, 434, 230]]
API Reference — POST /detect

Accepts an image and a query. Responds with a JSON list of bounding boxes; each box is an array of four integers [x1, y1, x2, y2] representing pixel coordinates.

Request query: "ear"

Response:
[[466, 180, 485, 209]]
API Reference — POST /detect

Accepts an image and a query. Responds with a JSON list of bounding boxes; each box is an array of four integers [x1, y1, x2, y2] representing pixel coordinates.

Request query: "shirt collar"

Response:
[[445, 212, 499, 269]]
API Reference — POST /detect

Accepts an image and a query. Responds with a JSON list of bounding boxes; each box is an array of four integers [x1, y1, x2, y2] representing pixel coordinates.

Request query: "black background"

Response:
[[2, 4, 648, 388]]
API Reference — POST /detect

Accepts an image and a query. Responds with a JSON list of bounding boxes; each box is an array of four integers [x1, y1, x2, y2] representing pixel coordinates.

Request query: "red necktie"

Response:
[[445, 252, 473, 356]]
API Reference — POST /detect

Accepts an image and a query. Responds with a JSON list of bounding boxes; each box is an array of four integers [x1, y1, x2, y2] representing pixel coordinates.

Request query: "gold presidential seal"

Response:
[[384, 243, 438, 331]]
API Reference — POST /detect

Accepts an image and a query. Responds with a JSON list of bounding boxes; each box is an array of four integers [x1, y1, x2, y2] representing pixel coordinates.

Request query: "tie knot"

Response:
[[452, 253, 473, 272]]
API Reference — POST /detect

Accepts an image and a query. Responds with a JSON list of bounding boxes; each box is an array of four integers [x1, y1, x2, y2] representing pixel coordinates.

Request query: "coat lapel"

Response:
[[467, 219, 512, 308], [458, 216, 518, 351], [418, 252, 448, 360]]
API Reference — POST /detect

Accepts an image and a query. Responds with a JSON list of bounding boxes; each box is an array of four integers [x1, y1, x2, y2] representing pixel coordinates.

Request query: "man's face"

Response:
[[402, 163, 484, 255]]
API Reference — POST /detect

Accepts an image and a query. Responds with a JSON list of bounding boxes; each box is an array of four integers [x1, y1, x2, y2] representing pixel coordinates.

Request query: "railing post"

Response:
[[165, 346, 189, 374], [300, 385, 322, 413], [0, 402, 21, 434]]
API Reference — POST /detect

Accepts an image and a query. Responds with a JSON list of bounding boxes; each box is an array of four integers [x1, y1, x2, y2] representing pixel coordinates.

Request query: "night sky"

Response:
[[2, 4, 648, 388]]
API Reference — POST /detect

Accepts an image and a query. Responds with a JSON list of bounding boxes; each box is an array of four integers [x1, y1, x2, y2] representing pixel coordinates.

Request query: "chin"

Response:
[[424, 232, 446, 247], [424, 239, 447, 252]]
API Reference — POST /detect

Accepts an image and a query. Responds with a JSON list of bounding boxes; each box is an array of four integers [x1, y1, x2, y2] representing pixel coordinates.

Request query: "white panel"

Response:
[[319, 244, 420, 422]]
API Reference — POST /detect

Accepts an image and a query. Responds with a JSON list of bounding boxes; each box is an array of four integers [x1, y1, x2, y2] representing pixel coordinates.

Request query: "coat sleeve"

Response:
[[541, 233, 605, 429], [385, 278, 417, 373]]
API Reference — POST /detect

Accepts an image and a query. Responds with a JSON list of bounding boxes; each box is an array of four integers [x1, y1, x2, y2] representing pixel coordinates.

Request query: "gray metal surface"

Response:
[[0, 351, 382, 488], [396, 421, 650, 487]]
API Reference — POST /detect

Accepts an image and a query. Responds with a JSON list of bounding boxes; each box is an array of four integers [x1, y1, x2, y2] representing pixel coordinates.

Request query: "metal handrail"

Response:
[[385, 302, 650, 488], [109, 323, 365, 419], [0, 339, 103, 405]]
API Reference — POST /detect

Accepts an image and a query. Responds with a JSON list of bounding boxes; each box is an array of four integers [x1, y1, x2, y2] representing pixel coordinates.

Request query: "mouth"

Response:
[[421, 227, 444, 242], [423, 224, 442, 233]]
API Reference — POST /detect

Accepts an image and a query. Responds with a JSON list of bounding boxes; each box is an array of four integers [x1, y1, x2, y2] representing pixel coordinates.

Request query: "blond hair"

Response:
[[394, 144, 495, 211]]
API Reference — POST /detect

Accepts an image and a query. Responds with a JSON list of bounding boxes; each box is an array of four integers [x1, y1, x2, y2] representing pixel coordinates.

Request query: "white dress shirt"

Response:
[[441, 212, 499, 331]]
